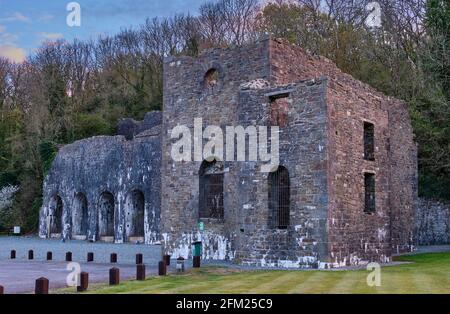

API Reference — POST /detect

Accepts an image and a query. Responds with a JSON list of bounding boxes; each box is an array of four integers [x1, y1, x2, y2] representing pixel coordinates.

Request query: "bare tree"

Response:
[[218, 0, 261, 45]]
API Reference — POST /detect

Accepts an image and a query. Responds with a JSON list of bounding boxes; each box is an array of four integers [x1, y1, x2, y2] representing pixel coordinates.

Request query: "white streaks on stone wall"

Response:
[[162, 231, 235, 260]]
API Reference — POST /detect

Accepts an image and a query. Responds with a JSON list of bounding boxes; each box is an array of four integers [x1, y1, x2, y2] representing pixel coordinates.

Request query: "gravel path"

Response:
[[0, 236, 170, 294], [0, 236, 163, 264]]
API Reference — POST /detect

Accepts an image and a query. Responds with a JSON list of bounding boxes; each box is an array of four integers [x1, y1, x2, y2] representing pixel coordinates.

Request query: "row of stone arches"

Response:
[[48, 190, 145, 242]]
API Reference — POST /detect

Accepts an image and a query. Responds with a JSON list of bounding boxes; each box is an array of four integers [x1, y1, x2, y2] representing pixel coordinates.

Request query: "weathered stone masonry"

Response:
[[40, 37, 425, 268], [161, 37, 418, 267], [39, 112, 162, 244]]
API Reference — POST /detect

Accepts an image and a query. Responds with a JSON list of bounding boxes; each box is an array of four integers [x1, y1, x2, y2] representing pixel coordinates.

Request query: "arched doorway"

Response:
[[268, 166, 290, 229], [125, 190, 145, 242], [49, 195, 63, 236], [98, 192, 115, 242], [72, 192, 89, 239]]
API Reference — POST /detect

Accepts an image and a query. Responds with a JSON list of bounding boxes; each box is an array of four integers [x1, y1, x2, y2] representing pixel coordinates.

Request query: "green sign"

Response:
[[198, 222, 205, 231]]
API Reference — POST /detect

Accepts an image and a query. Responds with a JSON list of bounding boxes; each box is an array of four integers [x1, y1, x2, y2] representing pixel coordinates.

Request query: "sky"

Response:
[[0, 0, 207, 62]]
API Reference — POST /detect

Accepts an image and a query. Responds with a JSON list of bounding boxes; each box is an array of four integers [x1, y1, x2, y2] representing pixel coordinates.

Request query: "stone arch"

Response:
[[124, 189, 145, 242], [49, 195, 63, 235], [268, 166, 290, 229], [72, 192, 89, 239], [98, 192, 115, 241]]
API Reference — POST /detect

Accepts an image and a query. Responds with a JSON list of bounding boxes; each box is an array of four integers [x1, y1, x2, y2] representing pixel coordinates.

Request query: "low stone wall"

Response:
[[416, 198, 450, 245]]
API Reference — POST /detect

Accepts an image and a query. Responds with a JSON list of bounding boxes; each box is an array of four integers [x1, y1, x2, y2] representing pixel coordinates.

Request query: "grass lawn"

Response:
[[63, 252, 450, 294]]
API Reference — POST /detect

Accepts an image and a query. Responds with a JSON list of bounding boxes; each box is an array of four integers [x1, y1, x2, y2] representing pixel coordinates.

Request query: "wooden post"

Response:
[[110, 253, 117, 263], [35, 277, 49, 294], [10, 250, 16, 259], [158, 261, 167, 276], [87, 252, 94, 262], [193, 256, 201, 268], [77, 272, 89, 292], [46, 252, 52, 261], [136, 264, 146, 281], [28, 250, 34, 260], [0, 285, 4, 294]]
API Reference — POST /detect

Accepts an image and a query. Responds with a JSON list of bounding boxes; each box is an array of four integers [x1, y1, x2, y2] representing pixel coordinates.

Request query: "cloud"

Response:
[[38, 14, 55, 22], [38, 32, 64, 41], [0, 12, 30, 23], [0, 24, 18, 45], [0, 45, 26, 62]]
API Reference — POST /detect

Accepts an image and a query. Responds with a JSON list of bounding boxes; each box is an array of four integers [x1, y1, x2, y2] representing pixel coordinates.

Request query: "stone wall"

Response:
[[234, 80, 329, 268], [161, 37, 415, 268], [161, 39, 272, 262], [117, 111, 163, 140], [416, 198, 450, 245], [39, 112, 162, 244], [268, 38, 417, 264]]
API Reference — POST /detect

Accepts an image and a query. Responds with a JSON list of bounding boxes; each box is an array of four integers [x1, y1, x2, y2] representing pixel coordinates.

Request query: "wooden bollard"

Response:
[[10, 250, 16, 259], [35, 277, 49, 294], [0, 285, 4, 294], [193, 256, 201, 268], [28, 250, 34, 260], [46, 252, 52, 261], [87, 252, 94, 262], [77, 272, 89, 292], [136, 253, 143, 265], [136, 264, 146, 281], [110, 253, 117, 263], [66, 252, 72, 262], [163, 255, 171, 266], [158, 261, 167, 276], [109, 268, 120, 285]]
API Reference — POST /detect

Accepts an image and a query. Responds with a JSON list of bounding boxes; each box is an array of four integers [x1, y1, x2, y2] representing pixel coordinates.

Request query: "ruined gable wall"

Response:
[[326, 83, 392, 265], [268, 38, 416, 264]]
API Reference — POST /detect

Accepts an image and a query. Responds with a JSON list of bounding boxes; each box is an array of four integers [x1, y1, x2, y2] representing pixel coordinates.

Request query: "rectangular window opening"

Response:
[[364, 122, 375, 161]]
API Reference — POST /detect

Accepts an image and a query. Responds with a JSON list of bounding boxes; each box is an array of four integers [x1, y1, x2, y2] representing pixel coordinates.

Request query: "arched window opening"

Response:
[[49, 195, 63, 235], [268, 166, 290, 229], [199, 160, 224, 220]]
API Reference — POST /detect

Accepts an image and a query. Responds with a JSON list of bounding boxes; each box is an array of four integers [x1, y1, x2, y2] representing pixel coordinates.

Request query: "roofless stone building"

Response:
[[40, 38, 418, 268]]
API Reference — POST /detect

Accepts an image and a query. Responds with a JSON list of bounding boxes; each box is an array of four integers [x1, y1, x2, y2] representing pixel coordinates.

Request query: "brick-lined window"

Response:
[[199, 160, 224, 220], [268, 166, 290, 229], [364, 173, 376, 214], [364, 122, 375, 161], [269, 95, 289, 128]]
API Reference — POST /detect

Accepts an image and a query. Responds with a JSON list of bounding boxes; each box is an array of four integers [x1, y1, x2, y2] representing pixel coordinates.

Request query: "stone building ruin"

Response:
[[39, 112, 162, 244], [40, 37, 420, 268]]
